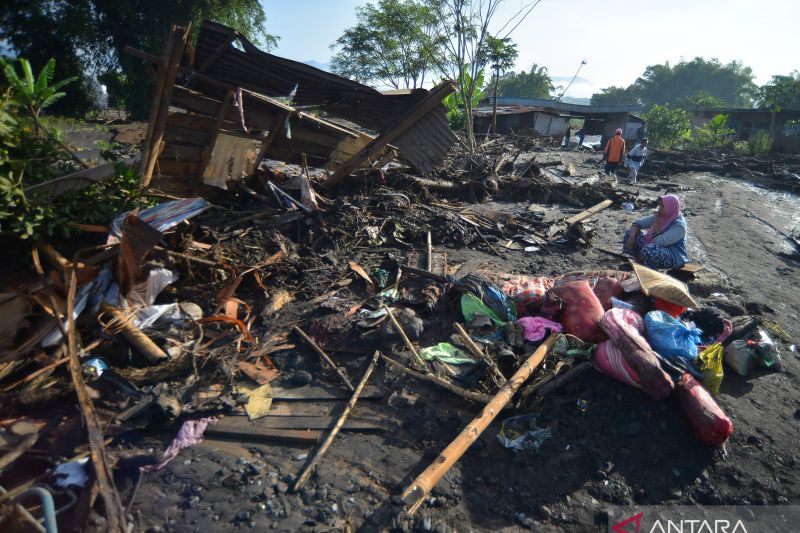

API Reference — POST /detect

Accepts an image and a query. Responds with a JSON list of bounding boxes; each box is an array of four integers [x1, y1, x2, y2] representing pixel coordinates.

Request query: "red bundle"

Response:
[[675, 373, 733, 445], [600, 309, 674, 401], [550, 280, 607, 343]]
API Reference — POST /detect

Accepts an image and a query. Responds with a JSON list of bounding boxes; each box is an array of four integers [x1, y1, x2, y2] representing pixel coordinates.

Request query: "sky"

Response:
[[261, 0, 799, 98]]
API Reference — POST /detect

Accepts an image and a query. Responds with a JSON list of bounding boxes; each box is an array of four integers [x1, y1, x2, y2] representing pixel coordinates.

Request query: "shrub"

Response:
[[642, 104, 691, 149]]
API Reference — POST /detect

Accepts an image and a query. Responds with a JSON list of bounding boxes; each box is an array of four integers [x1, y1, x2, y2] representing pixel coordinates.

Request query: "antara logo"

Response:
[[611, 512, 749, 533]]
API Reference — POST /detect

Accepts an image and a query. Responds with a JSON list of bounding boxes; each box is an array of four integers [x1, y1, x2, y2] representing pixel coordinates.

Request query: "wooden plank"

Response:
[[678, 262, 705, 273], [161, 143, 203, 163], [206, 425, 322, 443], [198, 90, 232, 178], [215, 414, 387, 431], [156, 158, 202, 177], [164, 125, 213, 146], [564, 199, 613, 225], [269, 383, 382, 401], [254, 111, 288, 171], [325, 81, 456, 186]]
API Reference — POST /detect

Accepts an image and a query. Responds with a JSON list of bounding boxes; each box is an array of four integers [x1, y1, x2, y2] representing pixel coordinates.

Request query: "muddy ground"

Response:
[[94, 147, 799, 533]]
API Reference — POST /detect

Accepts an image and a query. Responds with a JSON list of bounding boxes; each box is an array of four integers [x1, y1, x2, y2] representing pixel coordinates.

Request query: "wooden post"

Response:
[[293, 325, 355, 392], [400, 334, 557, 514], [140, 24, 191, 188], [325, 81, 456, 187], [293, 351, 380, 492], [453, 322, 506, 386]]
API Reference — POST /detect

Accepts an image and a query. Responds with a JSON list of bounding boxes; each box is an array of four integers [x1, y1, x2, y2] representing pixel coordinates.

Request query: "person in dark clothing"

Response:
[[577, 126, 586, 147], [636, 121, 647, 143], [563, 126, 572, 148]]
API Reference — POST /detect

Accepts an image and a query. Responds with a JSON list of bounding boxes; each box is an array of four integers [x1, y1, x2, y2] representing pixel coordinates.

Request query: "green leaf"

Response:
[[21, 59, 35, 93], [35, 58, 56, 93]]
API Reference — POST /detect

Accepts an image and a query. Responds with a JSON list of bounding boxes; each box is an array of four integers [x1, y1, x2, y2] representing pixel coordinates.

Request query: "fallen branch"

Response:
[[453, 322, 506, 386], [382, 304, 426, 369]]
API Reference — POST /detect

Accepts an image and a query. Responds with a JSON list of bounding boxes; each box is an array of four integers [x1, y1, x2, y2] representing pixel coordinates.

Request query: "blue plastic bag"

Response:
[[644, 310, 703, 361]]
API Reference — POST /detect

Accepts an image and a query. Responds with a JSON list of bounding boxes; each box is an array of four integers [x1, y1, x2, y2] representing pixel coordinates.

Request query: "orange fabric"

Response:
[[604, 135, 626, 163]]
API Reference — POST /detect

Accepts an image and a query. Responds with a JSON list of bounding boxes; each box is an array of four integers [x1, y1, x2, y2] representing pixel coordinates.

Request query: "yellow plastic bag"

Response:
[[697, 343, 724, 395]]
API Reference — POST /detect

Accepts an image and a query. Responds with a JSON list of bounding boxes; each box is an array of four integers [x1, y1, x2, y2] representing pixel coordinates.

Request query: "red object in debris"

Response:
[[675, 373, 733, 446], [593, 277, 622, 311], [654, 297, 687, 318], [551, 280, 607, 343], [593, 340, 642, 389], [600, 308, 674, 401]]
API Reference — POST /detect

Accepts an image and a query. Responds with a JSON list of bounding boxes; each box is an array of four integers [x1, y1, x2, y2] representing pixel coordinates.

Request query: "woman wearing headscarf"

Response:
[[622, 194, 688, 269]]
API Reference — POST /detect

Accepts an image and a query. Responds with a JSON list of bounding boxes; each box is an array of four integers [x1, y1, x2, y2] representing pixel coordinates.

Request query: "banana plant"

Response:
[[2, 58, 77, 127]]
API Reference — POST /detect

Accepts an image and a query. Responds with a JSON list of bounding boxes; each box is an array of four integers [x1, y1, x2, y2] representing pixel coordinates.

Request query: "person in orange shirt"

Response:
[[602, 128, 626, 175]]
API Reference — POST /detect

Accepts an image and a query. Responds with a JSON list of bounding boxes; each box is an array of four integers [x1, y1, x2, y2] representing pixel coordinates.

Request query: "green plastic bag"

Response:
[[419, 342, 474, 365], [697, 342, 724, 395], [460, 293, 504, 327]]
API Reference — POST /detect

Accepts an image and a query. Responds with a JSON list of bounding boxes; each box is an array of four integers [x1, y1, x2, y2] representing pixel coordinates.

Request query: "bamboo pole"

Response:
[[293, 351, 381, 492], [381, 304, 426, 369], [293, 325, 355, 392], [453, 322, 506, 386], [400, 334, 557, 514]]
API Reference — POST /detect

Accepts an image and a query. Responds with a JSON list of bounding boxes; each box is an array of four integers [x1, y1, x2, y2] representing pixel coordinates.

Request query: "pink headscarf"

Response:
[[643, 194, 681, 244]]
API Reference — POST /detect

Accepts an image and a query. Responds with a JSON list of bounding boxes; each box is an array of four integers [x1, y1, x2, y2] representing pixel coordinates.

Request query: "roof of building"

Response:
[[486, 97, 643, 114], [473, 105, 560, 118]]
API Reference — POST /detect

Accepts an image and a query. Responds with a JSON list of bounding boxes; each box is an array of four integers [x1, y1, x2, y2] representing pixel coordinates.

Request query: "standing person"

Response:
[[636, 121, 647, 143], [602, 128, 626, 175], [577, 125, 586, 147], [624, 138, 649, 183], [563, 126, 572, 148], [621, 194, 688, 269]]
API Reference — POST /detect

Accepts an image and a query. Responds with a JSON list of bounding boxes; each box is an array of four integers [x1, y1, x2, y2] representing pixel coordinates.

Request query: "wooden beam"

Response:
[[141, 24, 191, 187], [564, 199, 613, 225], [325, 81, 456, 186]]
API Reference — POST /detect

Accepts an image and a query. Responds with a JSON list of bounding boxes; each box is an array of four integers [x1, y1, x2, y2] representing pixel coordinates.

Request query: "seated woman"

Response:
[[622, 194, 688, 269]]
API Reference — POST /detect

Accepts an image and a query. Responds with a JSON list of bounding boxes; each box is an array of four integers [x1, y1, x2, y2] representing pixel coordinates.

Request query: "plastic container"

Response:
[[723, 339, 758, 376]]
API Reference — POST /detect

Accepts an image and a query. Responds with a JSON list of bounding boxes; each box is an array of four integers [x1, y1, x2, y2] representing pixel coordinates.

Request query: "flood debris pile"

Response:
[[0, 21, 795, 533]]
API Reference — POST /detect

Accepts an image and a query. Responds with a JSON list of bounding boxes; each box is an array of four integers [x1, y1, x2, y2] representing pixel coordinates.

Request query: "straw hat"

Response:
[[631, 261, 698, 308]]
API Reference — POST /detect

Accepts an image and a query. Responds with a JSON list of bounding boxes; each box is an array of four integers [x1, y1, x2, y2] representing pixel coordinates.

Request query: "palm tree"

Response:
[[484, 36, 518, 135]]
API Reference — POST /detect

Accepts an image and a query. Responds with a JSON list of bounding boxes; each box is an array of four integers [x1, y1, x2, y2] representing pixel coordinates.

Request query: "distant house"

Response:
[[473, 105, 569, 137], [688, 107, 800, 152], [478, 97, 644, 145]]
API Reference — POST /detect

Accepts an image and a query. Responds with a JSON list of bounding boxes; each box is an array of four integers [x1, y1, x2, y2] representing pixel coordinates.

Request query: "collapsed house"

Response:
[[125, 21, 458, 195]]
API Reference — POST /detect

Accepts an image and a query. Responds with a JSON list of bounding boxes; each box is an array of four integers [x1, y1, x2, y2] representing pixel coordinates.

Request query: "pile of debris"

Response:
[[0, 20, 794, 533]]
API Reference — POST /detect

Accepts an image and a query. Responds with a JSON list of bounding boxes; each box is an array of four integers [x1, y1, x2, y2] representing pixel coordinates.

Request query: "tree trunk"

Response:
[[492, 70, 499, 136]]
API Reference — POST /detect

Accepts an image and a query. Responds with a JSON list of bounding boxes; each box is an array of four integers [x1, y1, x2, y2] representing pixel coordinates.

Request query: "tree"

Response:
[[641, 104, 691, 149], [0, 1, 278, 117], [427, 0, 540, 154], [494, 64, 553, 99], [676, 91, 726, 109], [484, 35, 518, 134], [589, 86, 639, 106], [2, 58, 77, 130], [635, 58, 756, 108], [330, 0, 441, 90], [757, 72, 800, 111], [591, 57, 757, 110]]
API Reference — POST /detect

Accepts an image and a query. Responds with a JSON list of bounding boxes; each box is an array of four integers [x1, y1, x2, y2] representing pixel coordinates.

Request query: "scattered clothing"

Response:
[[141, 417, 217, 472], [516, 316, 564, 342]]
